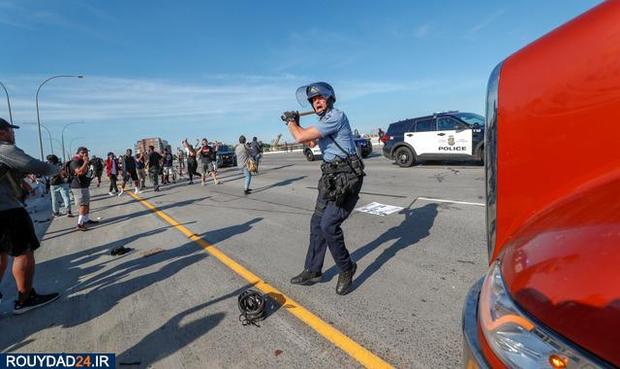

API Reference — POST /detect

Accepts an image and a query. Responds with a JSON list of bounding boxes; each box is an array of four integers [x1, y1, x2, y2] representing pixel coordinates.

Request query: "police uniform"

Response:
[[305, 108, 363, 276]]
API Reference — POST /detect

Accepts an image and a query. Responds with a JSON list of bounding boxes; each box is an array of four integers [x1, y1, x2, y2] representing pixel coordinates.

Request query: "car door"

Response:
[[435, 116, 473, 155], [405, 118, 437, 155]]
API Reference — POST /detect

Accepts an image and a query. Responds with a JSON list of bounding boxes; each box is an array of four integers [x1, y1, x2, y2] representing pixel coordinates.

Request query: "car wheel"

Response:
[[478, 147, 485, 165], [394, 147, 415, 167], [305, 150, 315, 161], [362, 150, 369, 158]]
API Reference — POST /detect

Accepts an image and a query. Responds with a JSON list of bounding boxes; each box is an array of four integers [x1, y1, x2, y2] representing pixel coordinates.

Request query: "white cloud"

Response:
[[5, 75, 434, 124], [467, 9, 506, 37]]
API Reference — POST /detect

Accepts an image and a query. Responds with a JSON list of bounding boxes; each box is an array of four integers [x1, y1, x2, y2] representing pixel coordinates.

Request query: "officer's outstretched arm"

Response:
[[288, 122, 322, 143]]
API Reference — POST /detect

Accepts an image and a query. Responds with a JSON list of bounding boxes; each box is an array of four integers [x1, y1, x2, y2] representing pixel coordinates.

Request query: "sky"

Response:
[[1, 0, 602, 158]]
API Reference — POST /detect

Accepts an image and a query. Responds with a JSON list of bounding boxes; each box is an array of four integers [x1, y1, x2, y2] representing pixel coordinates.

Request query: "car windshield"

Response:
[[455, 113, 485, 126], [218, 145, 231, 152]]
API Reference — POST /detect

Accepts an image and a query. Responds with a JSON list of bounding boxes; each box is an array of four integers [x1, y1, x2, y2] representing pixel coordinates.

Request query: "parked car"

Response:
[[462, 2, 620, 368], [303, 137, 372, 161], [215, 145, 237, 168], [382, 111, 485, 167]]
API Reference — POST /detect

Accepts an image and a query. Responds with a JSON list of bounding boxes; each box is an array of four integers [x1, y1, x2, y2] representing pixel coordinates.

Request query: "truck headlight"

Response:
[[479, 262, 602, 369]]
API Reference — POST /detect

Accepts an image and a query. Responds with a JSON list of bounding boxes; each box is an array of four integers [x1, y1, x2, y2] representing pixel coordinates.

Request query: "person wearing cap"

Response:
[[0, 118, 61, 314], [69, 146, 98, 231], [282, 82, 365, 295]]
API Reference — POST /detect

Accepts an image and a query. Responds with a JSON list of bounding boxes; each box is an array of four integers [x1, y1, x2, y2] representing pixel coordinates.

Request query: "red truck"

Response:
[[462, 2, 620, 368]]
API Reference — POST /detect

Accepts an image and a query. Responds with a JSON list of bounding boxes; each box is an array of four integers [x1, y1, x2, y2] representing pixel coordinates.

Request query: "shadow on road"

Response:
[[251, 176, 306, 194], [116, 285, 250, 368], [321, 203, 439, 290], [198, 218, 262, 244], [0, 218, 262, 354], [41, 196, 210, 242]]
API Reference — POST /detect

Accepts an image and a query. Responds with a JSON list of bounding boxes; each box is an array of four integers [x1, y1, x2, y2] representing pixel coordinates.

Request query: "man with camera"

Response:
[[0, 118, 61, 313], [282, 82, 365, 295]]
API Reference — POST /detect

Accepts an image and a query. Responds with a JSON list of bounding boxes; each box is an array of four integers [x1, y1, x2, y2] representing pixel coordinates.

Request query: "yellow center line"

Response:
[[128, 192, 393, 369]]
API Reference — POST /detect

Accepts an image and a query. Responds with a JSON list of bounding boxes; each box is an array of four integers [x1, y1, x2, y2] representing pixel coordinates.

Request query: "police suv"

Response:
[[382, 111, 485, 167]]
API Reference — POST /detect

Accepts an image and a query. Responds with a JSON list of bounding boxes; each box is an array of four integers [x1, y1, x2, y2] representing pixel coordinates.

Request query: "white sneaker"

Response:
[[118, 189, 124, 197], [134, 187, 139, 194], [108, 192, 114, 196]]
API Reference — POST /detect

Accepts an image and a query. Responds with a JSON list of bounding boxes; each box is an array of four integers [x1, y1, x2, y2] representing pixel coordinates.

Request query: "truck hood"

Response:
[[500, 170, 620, 366]]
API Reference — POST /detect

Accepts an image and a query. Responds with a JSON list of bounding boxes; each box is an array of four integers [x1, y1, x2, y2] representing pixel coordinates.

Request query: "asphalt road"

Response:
[[0, 150, 488, 369]]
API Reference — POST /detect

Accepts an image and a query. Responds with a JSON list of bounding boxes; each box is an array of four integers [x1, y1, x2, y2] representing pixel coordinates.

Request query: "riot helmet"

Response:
[[296, 82, 336, 108]]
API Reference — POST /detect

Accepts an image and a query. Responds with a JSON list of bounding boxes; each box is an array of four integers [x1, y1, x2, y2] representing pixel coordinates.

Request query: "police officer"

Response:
[[283, 82, 364, 295]]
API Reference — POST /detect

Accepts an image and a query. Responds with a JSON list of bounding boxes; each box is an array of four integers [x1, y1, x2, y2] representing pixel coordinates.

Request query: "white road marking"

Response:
[[417, 197, 485, 207]]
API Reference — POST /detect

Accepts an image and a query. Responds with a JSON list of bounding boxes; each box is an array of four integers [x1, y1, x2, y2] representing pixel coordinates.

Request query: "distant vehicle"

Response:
[[215, 145, 237, 167], [382, 111, 485, 167], [303, 137, 373, 161]]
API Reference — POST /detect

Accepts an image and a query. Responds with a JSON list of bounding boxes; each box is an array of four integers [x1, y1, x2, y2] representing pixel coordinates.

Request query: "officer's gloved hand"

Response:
[[281, 111, 300, 125]]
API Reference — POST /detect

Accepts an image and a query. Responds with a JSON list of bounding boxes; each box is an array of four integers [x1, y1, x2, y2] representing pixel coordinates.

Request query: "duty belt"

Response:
[[320, 159, 353, 174], [321, 156, 365, 177]]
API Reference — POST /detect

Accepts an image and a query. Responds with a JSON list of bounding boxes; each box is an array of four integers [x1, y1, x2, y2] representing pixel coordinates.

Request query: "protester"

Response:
[[121, 148, 140, 195], [235, 135, 252, 195], [146, 145, 162, 192], [183, 139, 201, 185], [0, 118, 61, 314], [90, 155, 104, 187], [177, 148, 185, 177], [70, 147, 98, 231], [136, 152, 146, 190], [162, 148, 174, 185], [198, 138, 220, 186], [46, 154, 73, 217], [105, 152, 120, 196], [249, 136, 263, 173]]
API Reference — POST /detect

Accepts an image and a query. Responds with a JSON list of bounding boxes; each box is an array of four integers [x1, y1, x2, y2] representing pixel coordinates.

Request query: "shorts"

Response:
[[137, 168, 146, 178], [126, 170, 138, 182], [71, 188, 91, 206], [201, 161, 216, 174], [0, 207, 40, 256], [163, 167, 174, 176]]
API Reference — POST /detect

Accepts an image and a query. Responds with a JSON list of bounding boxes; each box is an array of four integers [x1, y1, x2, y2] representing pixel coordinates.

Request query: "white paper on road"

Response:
[[355, 202, 404, 216]]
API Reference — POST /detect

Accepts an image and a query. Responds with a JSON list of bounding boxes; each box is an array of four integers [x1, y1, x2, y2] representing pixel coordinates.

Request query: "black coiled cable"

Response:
[[238, 289, 266, 327]]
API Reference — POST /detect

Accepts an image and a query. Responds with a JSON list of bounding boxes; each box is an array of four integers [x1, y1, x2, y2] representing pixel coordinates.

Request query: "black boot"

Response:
[[290, 270, 322, 285], [336, 262, 357, 295]]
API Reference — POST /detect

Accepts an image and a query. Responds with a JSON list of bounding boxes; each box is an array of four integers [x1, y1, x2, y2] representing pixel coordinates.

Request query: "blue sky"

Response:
[[1, 0, 601, 158]]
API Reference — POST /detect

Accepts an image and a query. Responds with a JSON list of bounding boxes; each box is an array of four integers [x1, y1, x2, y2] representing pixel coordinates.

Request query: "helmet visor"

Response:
[[295, 85, 311, 107]]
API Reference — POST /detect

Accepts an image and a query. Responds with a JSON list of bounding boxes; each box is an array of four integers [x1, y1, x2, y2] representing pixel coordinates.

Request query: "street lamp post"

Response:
[[22, 122, 55, 156], [40, 124, 54, 155], [36, 75, 84, 160], [0, 80, 13, 124], [62, 121, 85, 161]]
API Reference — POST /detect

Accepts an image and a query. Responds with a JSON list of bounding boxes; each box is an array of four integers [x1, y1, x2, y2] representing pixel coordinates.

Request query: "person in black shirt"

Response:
[[162, 148, 174, 184], [90, 155, 104, 187], [135, 152, 146, 190], [182, 139, 198, 185], [120, 148, 140, 195], [46, 154, 73, 217], [198, 138, 221, 186], [146, 145, 162, 192], [249, 137, 263, 173], [69, 146, 98, 231]]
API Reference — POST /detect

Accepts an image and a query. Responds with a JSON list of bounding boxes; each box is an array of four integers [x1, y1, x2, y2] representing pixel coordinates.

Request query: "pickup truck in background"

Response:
[[462, 1, 620, 368]]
